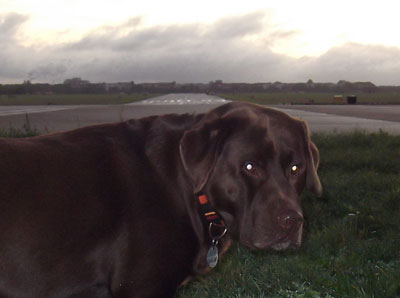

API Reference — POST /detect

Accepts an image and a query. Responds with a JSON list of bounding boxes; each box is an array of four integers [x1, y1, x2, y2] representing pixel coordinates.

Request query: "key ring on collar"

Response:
[[208, 222, 228, 241]]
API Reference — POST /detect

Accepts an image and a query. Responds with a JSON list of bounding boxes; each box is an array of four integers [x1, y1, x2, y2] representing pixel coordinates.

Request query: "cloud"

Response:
[[52, 11, 294, 83], [0, 13, 36, 81], [204, 11, 265, 40], [63, 16, 143, 51], [28, 63, 68, 81], [1, 11, 400, 85], [113, 23, 201, 52], [295, 43, 400, 84], [0, 12, 28, 42]]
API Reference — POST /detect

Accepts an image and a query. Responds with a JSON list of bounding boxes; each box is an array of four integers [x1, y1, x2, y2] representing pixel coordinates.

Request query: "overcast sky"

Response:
[[1, 0, 400, 84]]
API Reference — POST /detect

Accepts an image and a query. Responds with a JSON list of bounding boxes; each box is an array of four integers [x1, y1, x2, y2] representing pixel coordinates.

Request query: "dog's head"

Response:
[[180, 102, 322, 265]]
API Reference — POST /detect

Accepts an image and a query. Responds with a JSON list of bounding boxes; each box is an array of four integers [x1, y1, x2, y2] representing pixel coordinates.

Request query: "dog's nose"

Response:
[[277, 211, 303, 231]]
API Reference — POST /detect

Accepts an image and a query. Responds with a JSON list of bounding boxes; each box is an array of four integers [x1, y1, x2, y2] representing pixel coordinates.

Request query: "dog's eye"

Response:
[[244, 161, 262, 178], [290, 164, 300, 175], [244, 162, 258, 175], [245, 162, 254, 171]]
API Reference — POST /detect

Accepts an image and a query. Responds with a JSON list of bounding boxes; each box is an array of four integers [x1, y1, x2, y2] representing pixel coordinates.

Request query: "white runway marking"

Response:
[[129, 93, 230, 105]]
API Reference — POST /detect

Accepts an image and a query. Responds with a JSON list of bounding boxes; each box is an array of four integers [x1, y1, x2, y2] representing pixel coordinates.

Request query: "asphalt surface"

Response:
[[0, 93, 399, 134], [279, 104, 400, 123], [276, 107, 400, 134], [0, 105, 81, 116]]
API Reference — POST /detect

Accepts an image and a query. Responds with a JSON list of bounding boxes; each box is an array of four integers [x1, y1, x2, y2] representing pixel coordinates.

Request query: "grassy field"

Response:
[[219, 92, 400, 105], [0, 93, 158, 105], [2, 130, 399, 297], [177, 132, 400, 298], [0, 128, 38, 138]]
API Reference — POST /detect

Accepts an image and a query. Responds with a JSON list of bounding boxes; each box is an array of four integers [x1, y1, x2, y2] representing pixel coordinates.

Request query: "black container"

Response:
[[347, 95, 357, 104]]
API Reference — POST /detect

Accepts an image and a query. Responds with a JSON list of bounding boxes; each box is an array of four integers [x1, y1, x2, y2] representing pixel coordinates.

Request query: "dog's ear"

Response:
[[179, 114, 227, 274], [307, 140, 323, 197], [179, 114, 224, 194], [301, 122, 323, 197]]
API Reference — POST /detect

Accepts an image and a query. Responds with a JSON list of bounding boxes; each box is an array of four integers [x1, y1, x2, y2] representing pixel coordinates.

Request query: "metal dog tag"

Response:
[[206, 245, 219, 268]]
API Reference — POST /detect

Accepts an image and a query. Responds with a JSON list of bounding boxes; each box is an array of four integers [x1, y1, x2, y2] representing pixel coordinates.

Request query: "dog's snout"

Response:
[[277, 211, 303, 231]]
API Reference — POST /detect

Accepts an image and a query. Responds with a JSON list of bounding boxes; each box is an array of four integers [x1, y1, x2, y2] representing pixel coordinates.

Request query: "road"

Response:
[[0, 93, 399, 134]]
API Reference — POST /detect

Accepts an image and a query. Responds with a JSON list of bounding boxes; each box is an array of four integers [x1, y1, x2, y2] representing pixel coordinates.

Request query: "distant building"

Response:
[[64, 78, 90, 88], [105, 82, 134, 93], [253, 83, 271, 90], [136, 81, 177, 92]]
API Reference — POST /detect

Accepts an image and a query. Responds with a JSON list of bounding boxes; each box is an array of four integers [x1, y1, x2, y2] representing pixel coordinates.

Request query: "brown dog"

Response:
[[0, 102, 322, 298]]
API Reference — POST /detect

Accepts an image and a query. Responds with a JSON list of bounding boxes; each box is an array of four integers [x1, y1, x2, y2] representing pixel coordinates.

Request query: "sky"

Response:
[[1, 0, 400, 85]]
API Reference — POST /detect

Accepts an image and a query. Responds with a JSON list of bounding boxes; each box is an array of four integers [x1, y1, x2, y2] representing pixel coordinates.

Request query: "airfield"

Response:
[[0, 93, 399, 134]]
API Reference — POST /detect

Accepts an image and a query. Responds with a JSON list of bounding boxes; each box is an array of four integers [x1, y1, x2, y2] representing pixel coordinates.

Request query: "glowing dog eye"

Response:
[[291, 165, 298, 173], [246, 163, 253, 171]]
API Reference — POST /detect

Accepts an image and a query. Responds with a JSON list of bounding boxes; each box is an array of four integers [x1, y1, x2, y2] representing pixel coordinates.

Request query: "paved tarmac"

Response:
[[0, 94, 399, 134], [0, 105, 82, 116], [275, 107, 400, 134], [279, 104, 400, 123]]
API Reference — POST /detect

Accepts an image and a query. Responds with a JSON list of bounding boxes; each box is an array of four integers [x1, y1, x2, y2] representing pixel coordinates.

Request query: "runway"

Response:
[[129, 93, 230, 105], [276, 107, 400, 134], [0, 94, 399, 134], [0, 105, 86, 116]]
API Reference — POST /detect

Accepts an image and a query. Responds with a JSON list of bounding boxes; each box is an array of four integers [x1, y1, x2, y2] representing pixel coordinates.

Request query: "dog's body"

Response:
[[0, 102, 322, 298]]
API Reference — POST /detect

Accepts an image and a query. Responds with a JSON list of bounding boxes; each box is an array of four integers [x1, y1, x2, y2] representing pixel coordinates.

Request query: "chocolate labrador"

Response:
[[0, 102, 322, 298]]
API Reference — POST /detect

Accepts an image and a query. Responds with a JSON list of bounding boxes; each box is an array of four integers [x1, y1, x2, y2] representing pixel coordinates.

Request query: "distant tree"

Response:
[[336, 80, 353, 92]]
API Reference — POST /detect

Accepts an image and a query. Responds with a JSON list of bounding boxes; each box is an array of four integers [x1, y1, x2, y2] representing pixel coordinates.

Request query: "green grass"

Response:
[[0, 93, 158, 105], [219, 92, 400, 105], [0, 128, 38, 138], [177, 132, 400, 298]]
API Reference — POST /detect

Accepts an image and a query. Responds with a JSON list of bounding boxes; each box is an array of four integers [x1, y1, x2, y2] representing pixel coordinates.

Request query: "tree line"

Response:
[[1, 78, 399, 95]]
